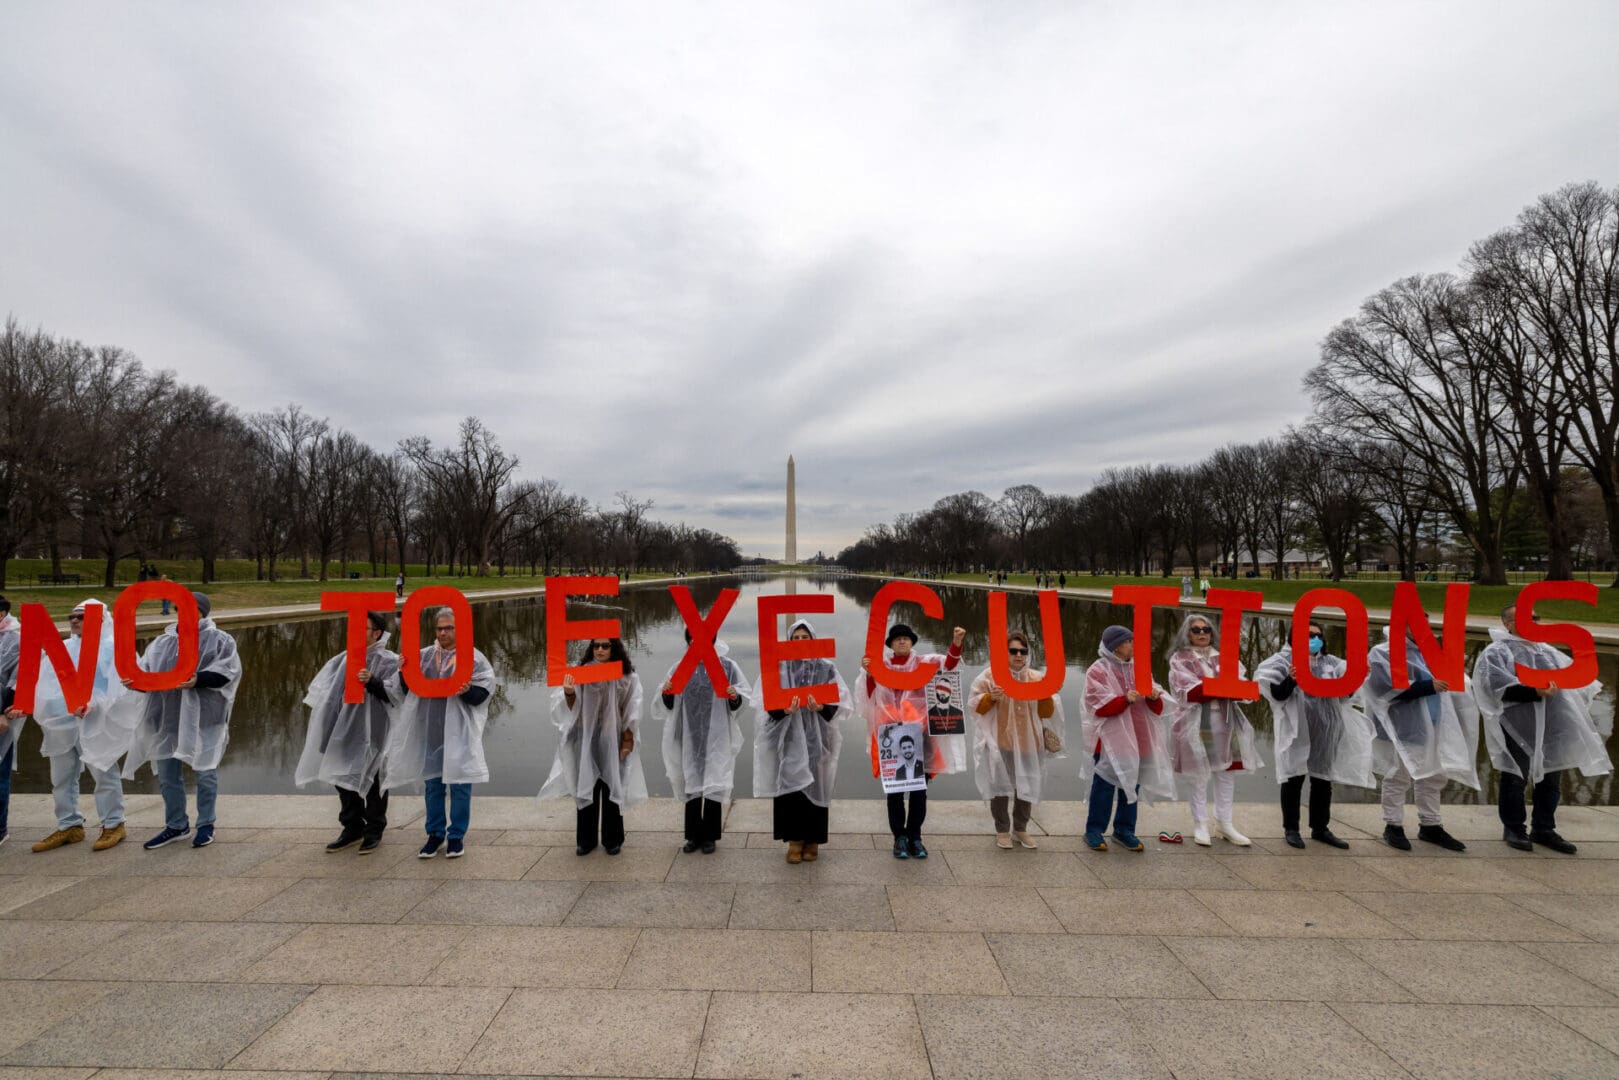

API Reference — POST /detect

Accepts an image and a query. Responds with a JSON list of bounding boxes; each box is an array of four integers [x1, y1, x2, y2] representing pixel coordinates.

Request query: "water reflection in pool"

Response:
[[13, 574, 1616, 806]]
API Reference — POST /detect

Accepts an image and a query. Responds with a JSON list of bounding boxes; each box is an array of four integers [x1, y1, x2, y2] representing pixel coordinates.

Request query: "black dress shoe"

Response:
[[1311, 829, 1350, 850], [1417, 824, 1466, 852], [357, 835, 382, 855], [1502, 827, 1533, 852], [1530, 829, 1578, 855], [1284, 830, 1306, 849], [1383, 824, 1412, 851], [682, 840, 699, 853], [325, 831, 363, 853], [701, 841, 717, 854], [575, 844, 595, 856], [605, 844, 623, 856]]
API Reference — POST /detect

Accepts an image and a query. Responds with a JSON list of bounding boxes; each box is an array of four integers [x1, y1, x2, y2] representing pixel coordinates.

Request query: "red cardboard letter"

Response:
[[400, 587, 473, 698], [756, 593, 838, 711], [987, 589, 1066, 701], [1514, 581, 1598, 690], [321, 592, 398, 703], [668, 586, 740, 694], [1202, 587, 1262, 700], [112, 582, 199, 693], [545, 576, 622, 687], [1388, 582, 1468, 689], [864, 581, 943, 692], [1111, 585, 1178, 694], [13, 603, 103, 715], [1291, 588, 1368, 698]]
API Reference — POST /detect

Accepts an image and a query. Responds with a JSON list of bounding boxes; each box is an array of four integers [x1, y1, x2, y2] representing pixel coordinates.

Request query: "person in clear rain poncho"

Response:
[[19, 600, 139, 853], [1255, 619, 1375, 850], [856, 622, 967, 861], [658, 630, 751, 854], [0, 596, 20, 847], [123, 592, 241, 851], [1081, 625, 1172, 852], [297, 611, 402, 854], [1166, 612, 1262, 847], [968, 629, 1065, 850], [1473, 604, 1610, 854], [753, 619, 849, 864], [382, 606, 497, 860], [1360, 626, 1480, 852], [541, 637, 646, 856]]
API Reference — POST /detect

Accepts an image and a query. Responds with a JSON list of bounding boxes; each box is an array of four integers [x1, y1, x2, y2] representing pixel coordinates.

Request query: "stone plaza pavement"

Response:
[[1, 795, 1618, 1079]]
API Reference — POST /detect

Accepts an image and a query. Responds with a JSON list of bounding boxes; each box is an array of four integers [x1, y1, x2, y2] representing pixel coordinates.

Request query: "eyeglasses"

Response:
[[434, 625, 455, 632], [591, 641, 613, 650], [1007, 648, 1028, 656]]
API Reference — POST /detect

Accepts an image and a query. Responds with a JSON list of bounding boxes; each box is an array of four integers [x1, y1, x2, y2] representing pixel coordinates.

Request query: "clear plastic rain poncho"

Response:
[[295, 635, 403, 794], [0, 618, 23, 771], [855, 646, 967, 779], [658, 642, 753, 803], [1359, 630, 1480, 789], [1472, 627, 1611, 784], [540, 667, 647, 810], [123, 618, 242, 778], [1255, 644, 1376, 789], [752, 619, 849, 805], [966, 662, 1066, 804], [30, 600, 143, 774], [1080, 643, 1178, 803], [1165, 617, 1263, 785], [381, 645, 497, 789]]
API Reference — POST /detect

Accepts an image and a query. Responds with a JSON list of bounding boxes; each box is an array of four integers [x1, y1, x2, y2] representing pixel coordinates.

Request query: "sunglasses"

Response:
[[1007, 647, 1028, 656], [68, 613, 84, 620], [1189, 626, 1213, 635], [591, 641, 613, 650]]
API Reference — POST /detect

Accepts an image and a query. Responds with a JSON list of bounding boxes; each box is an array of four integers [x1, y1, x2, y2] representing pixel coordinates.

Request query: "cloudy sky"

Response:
[[4, 2, 1618, 557]]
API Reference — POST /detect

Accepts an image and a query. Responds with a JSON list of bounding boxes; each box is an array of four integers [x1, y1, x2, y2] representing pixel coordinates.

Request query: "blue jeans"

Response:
[[0, 745, 12, 835], [51, 744, 125, 830], [424, 778, 471, 840], [1086, 754, 1139, 837], [156, 757, 217, 831]]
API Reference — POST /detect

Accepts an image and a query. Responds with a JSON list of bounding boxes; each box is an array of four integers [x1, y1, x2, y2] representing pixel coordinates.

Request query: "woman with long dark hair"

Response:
[[753, 620, 849, 863], [540, 637, 646, 856]]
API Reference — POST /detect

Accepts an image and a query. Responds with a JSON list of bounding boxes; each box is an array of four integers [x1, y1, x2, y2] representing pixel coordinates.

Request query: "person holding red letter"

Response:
[[1256, 620, 1374, 850], [1473, 604, 1611, 854], [659, 629, 751, 854], [123, 592, 241, 851], [968, 629, 1064, 850], [383, 606, 497, 860], [542, 638, 646, 856], [1362, 627, 1479, 852], [0, 596, 24, 847], [753, 619, 849, 864], [858, 622, 967, 860], [1081, 625, 1172, 852], [1167, 613, 1262, 847]]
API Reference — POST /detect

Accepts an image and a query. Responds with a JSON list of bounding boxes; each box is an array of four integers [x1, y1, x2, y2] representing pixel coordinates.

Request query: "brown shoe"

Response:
[[32, 826, 86, 853], [801, 842, 819, 862], [786, 841, 803, 864], [93, 824, 126, 851]]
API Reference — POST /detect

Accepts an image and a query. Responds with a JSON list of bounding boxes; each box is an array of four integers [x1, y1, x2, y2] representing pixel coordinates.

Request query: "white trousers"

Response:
[[50, 743, 125, 831], [1380, 759, 1444, 827], [1189, 772, 1235, 823]]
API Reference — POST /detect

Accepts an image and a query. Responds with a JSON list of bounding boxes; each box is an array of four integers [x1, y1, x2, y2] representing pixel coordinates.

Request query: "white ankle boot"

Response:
[[1192, 820, 1212, 846], [1215, 819, 1251, 846]]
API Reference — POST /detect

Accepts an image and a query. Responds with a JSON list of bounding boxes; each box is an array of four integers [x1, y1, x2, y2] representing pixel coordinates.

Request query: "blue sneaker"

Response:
[[445, 839, 465, 859], [143, 827, 190, 850], [892, 835, 909, 859], [1083, 831, 1108, 852], [908, 839, 928, 860], [192, 825, 215, 848], [1112, 830, 1144, 852], [419, 836, 444, 859]]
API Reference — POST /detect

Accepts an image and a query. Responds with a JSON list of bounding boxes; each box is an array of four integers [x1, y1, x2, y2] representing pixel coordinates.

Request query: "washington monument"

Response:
[[785, 455, 797, 564]]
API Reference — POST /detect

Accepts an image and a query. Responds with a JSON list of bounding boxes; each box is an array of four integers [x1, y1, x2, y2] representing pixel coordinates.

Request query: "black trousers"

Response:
[[577, 779, 625, 851], [1499, 740, 1560, 834], [337, 776, 388, 842], [887, 789, 927, 841], [773, 790, 830, 844], [684, 797, 723, 844], [1279, 775, 1332, 833]]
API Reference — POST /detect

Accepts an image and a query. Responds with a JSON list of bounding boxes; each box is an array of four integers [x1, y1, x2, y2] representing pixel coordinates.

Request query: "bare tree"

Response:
[[997, 484, 1048, 569], [402, 417, 526, 576]]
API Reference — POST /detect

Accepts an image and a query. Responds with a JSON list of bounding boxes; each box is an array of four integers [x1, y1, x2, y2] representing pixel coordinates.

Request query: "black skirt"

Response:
[[773, 789, 830, 844]]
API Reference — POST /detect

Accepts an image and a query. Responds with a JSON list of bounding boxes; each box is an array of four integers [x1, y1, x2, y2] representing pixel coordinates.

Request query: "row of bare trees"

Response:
[[0, 325, 740, 589], [839, 181, 1619, 586]]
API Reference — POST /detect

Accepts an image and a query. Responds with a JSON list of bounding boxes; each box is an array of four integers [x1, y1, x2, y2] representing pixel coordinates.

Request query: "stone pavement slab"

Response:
[[1344, 889, 1591, 941], [1130, 999, 1411, 1079], [726, 883, 895, 930], [1343, 939, 1618, 1005], [987, 932, 1208, 998], [398, 879, 586, 926], [427, 925, 637, 988], [621, 927, 811, 991], [459, 987, 708, 1078], [1038, 885, 1238, 936], [886, 884, 1063, 933], [1505, 891, 1619, 941], [81, 874, 302, 921], [1333, 1001, 1619, 1078], [1163, 936, 1414, 1002], [241, 923, 469, 985], [812, 930, 1005, 994], [696, 991, 930, 1080], [563, 881, 735, 928], [917, 995, 1170, 1079], [1190, 888, 1408, 939]]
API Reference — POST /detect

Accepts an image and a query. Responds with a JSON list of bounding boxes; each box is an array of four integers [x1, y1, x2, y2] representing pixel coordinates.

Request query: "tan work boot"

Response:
[[801, 842, 819, 862], [32, 826, 86, 853], [786, 841, 803, 864], [93, 824, 126, 851]]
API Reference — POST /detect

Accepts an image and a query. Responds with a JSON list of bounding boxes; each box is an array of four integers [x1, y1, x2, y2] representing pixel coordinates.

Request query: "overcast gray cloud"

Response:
[[3, 1, 1618, 557]]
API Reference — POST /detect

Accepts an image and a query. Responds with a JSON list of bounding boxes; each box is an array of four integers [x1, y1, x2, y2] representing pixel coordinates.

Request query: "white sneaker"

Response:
[[1215, 820, 1251, 847], [1192, 821, 1212, 846]]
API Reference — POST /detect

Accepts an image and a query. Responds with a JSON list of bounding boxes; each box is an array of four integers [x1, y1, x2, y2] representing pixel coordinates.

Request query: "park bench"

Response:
[[35, 572, 83, 585]]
